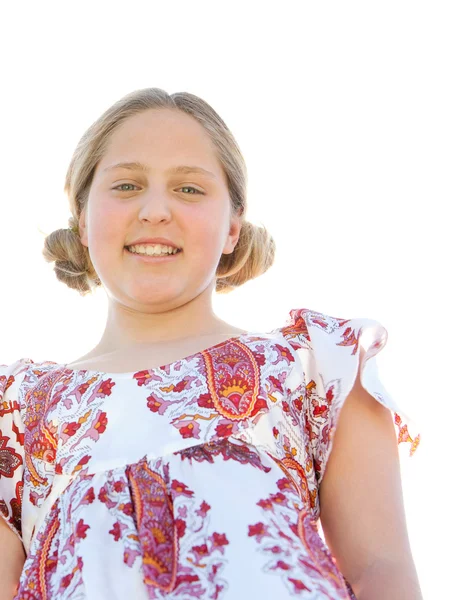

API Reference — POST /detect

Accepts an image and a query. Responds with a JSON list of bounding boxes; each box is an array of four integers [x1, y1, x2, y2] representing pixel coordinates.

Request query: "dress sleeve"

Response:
[[282, 308, 421, 489], [0, 358, 29, 543]]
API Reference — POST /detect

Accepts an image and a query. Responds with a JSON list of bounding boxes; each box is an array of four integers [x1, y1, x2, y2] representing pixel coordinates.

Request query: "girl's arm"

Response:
[[348, 557, 423, 600], [318, 348, 423, 599], [0, 517, 25, 600]]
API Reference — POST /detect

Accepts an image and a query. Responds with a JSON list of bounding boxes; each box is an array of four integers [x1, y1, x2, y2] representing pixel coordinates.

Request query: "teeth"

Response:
[[127, 244, 180, 256]]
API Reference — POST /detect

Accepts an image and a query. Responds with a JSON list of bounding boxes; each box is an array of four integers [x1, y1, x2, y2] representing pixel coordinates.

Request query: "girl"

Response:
[[0, 88, 422, 599]]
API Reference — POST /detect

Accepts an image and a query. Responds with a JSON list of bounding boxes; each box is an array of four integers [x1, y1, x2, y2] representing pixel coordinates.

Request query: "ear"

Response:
[[222, 212, 242, 255], [78, 206, 89, 248]]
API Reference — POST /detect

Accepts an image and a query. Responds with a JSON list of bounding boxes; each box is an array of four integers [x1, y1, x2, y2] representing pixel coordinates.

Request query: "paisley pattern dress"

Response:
[[0, 308, 420, 599]]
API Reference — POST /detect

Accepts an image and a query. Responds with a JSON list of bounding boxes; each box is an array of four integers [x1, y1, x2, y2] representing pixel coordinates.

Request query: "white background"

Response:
[[0, 2, 449, 597]]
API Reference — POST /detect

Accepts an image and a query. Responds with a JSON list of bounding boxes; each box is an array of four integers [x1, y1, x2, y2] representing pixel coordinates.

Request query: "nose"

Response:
[[138, 190, 172, 224]]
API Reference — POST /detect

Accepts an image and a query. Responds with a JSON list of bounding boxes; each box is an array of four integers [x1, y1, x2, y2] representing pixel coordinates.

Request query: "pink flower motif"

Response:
[[76, 410, 108, 444], [95, 411, 108, 433], [98, 484, 107, 503], [326, 386, 335, 405], [80, 487, 95, 506], [248, 521, 269, 542], [169, 376, 196, 393], [76, 382, 91, 396], [268, 492, 289, 507], [272, 343, 295, 366], [257, 498, 273, 511], [191, 543, 209, 562], [212, 583, 225, 598], [271, 560, 291, 571], [75, 518, 90, 541], [268, 374, 284, 393], [209, 532, 229, 553], [173, 419, 201, 439], [276, 478, 293, 492], [214, 418, 239, 438], [133, 370, 163, 387], [29, 489, 45, 507], [120, 502, 134, 516], [253, 352, 266, 366], [124, 548, 142, 567], [109, 521, 123, 542], [287, 577, 310, 592], [174, 572, 200, 586], [95, 378, 116, 398], [312, 401, 328, 418], [59, 572, 74, 591], [197, 392, 214, 409], [60, 421, 81, 443], [78, 455, 91, 467], [321, 424, 331, 444], [175, 517, 187, 538], [171, 480, 194, 498], [195, 500, 211, 518], [98, 484, 118, 509], [146, 394, 173, 415], [113, 480, 126, 493], [293, 395, 304, 411]]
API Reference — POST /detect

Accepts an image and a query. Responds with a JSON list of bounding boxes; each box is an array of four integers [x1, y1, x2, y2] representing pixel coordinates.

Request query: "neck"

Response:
[[92, 281, 236, 355]]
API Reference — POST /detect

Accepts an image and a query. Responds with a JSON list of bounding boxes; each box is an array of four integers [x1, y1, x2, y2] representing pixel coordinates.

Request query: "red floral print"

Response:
[[0, 308, 420, 599]]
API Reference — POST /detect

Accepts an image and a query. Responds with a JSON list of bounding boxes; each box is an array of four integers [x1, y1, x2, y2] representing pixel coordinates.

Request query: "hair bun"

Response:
[[42, 227, 94, 295], [216, 221, 276, 293]]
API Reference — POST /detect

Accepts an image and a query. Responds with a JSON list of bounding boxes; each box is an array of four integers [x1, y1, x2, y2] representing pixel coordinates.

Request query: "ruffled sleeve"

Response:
[[281, 308, 421, 489], [0, 358, 29, 543]]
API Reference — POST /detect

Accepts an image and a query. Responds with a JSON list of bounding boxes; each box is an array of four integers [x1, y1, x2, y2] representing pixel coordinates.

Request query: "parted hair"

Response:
[[42, 88, 276, 296]]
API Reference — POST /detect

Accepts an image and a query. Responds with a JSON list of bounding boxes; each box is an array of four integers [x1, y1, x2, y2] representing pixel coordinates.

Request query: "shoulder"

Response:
[[276, 306, 387, 362], [0, 358, 32, 393], [0, 358, 63, 397]]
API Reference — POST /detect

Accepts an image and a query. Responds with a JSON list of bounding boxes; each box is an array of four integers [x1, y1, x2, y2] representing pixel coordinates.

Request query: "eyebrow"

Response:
[[102, 161, 217, 180]]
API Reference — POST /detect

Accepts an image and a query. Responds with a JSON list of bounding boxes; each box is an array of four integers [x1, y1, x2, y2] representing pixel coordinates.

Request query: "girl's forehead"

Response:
[[112, 109, 206, 139], [103, 113, 215, 162], [98, 115, 223, 181]]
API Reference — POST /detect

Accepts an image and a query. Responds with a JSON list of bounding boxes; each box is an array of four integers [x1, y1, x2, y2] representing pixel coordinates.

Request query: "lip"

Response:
[[125, 237, 181, 249]]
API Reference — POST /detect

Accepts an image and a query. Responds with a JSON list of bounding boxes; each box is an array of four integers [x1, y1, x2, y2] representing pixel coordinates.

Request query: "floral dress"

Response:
[[0, 308, 420, 599]]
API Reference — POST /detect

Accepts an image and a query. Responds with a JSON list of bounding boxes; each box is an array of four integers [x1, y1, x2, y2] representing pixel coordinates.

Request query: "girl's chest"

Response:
[[20, 341, 302, 478]]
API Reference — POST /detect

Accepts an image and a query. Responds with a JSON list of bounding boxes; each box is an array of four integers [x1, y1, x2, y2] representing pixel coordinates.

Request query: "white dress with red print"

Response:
[[0, 308, 420, 599]]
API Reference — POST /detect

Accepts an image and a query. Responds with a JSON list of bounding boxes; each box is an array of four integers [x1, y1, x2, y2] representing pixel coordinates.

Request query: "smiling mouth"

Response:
[[125, 246, 183, 257]]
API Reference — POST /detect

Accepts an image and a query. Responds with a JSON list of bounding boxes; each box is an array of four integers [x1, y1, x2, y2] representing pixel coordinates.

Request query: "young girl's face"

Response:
[[78, 108, 241, 310]]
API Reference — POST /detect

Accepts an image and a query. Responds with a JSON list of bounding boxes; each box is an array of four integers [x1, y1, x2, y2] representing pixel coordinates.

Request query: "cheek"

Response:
[[88, 200, 127, 245], [185, 204, 229, 246]]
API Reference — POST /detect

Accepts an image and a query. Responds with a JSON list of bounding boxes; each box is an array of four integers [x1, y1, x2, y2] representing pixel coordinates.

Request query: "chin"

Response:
[[124, 283, 185, 306]]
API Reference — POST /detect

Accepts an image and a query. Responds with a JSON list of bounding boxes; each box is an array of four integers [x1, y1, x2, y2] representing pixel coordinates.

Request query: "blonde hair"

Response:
[[42, 88, 275, 295]]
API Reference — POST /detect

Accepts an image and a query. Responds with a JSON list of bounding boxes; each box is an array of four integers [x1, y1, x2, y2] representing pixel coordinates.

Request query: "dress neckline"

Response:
[[57, 331, 271, 379]]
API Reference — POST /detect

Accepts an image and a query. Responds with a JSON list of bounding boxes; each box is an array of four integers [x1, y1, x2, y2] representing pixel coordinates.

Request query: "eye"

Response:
[[178, 186, 204, 195], [112, 184, 204, 195], [113, 183, 140, 192]]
